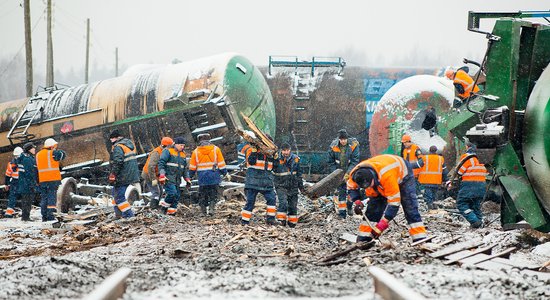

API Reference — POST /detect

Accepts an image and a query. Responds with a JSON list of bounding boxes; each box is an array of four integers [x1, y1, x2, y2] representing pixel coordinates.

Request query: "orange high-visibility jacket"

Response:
[[5, 160, 18, 179], [418, 154, 445, 185], [457, 153, 487, 182], [36, 149, 61, 183], [189, 144, 226, 172], [347, 154, 409, 208], [402, 143, 422, 178], [454, 69, 480, 99], [143, 146, 163, 178]]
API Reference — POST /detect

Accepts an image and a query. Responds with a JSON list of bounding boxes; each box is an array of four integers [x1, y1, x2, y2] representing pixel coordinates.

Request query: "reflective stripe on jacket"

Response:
[[347, 155, 410, 207], [110, 138, 140, 186], [402, 143, 423, 178], [453, 69, 480, 99], [158, 147, 188, 184], [244, 147, 274, 191], [5, 160, 18, 179], [142, 146, 163, 179], [36, 148, 64, 183], [327, 137, 360, 173], [273, 152, 302, 190], [189, 144, 227, 186], [457, 153, 487, 182], [418, 154, 445, 185]]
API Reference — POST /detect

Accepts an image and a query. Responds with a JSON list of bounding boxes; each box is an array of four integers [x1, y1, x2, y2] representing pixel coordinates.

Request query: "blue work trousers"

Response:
[[241, 188, 277, 224], [456, 181, 485, 225], [40, 181, 60, 221]]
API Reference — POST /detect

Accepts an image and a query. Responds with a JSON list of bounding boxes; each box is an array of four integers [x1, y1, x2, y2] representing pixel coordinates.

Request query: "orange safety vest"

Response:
[[454, 70, 480, 99], [5, 161, 18, 179], [189, 145, 226, 172], [418, 154, 444, 185], [36, 148, 61, 183], [112, 143, 137, 161], [143, 146, 163, 176], [402, 143, 422, 178], [245, 147, 273, 171], [457, 153, 487, 182], [347, 154, 409, 207]]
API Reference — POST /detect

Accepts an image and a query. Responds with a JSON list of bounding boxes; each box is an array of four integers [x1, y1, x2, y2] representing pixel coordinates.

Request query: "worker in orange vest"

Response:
[[445, 67, 480, 100], [348, 154, 427, 243], [401, 134, 424, 182], [158, 136, 190, 216], [36, 138, 67, 221], [447, 142, 487, 228], [3, 147, 23, 218], [189, 133, 228, 216], [417, 145, 448, 210], [142, 137, 173, 209]]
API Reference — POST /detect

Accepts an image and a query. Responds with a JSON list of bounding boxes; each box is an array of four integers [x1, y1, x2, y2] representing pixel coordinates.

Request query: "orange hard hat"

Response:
[[401, 134, 412, 143], [161, 137, 174, 146], [445, 69, 454, 79]]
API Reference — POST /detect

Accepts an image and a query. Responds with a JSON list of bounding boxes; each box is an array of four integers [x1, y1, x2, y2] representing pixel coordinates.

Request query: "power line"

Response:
[[0, 7, 46, 79]]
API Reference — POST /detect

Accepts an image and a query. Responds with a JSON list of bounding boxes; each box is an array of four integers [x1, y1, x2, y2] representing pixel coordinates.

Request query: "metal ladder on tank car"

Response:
[[7, 89, 55, 145]]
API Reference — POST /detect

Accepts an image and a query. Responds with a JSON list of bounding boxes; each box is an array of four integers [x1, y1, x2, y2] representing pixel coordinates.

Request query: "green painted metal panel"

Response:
[[224, 55, 276, 137]]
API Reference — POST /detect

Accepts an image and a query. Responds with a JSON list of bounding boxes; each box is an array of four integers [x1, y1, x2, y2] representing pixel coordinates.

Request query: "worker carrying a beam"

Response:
[[241, 142, 278, 226], [273, 143, 303, 228], [3, 147, 23, 218], [328, 129, 360, 218], [445, 67, 480, 100], [142, 137, 173, 209], [158, 136, 190, 216], [16, 143, 39, 221], [189, 133, 227, 216], [417, 145, 448, 210], [36, 138, 67, 221], [237, 138, 252, 168], [108, 130, 140, 219], [447, 142, 487, 228], [348, 154, 427, 242]]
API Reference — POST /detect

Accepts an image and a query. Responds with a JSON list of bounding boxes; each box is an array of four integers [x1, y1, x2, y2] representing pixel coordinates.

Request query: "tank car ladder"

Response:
[[7, 90, 54, 145]]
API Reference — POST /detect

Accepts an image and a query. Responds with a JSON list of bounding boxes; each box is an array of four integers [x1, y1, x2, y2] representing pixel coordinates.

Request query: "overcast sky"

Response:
[[1, 0, 548, 74]]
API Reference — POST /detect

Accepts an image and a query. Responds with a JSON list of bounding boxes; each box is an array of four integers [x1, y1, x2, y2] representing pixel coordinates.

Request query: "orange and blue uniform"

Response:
[[4, 159, 19, 217], [158, 146, 188, 215], [328, 137, 360, 217], [189, 142, 227, 212], [36, 147, 66, 221], [455, 148, 487, 227], [418, 153, 448, 207], [347, 154, 427, 242], [241, 147, 277, 225]]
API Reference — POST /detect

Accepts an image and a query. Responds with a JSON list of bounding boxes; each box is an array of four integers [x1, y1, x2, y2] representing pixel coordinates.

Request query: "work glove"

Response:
[[250, 147, 257, 153], [372, 218, 389, 238], [343, 173, 350, 182], [185, 178, 192, 188], [224, 174, 232, 181], [4, 185, 9, 192], [158, 174, 166, 185], [273, 152, 279, 160], [151, 179, 158, 187], [445, 180, 452, 191], [108, 173, 116, 184], [353, 200, 364, 215]]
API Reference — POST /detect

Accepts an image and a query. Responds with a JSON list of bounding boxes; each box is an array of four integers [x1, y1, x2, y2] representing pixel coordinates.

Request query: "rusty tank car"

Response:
[[0, 53, 275, 186]]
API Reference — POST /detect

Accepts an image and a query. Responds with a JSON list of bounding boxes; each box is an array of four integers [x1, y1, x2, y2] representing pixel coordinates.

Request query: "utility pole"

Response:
[[23, 0, 33, 97], [115, 47, 118, 77], [85, 18, 90, 84], [46, 0, 54, 87]]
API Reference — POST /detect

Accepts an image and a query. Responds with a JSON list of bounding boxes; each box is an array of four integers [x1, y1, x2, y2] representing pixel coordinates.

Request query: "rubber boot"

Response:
[[266, 218, 279, 226], [208, 202, 216, 216], [21, 195, 32, 221], [279, 220, 287, 227], [200, 205, 207, 216], [150, 198, 160, 209]]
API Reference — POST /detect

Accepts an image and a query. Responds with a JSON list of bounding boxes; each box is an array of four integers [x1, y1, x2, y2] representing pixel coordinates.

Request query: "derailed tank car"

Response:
[[0, 53, 275, 185], [368, 12, 550, 232]]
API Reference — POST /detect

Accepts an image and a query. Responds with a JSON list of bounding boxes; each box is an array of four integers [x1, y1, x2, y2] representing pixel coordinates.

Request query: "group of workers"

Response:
[[2, 124, 488, 241], [4, 139, 66, 221]]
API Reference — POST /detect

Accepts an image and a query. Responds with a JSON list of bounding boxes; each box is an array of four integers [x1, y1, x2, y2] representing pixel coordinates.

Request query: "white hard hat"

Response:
[[13, 147, 23, 156], [44, 138, 58, 148]]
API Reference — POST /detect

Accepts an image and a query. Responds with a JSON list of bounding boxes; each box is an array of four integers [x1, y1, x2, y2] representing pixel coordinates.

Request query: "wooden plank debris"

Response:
[[410, 236, 434, 247], [430, 240, 482, 258], [368, 266, 426, 300], [304, 168, 345, 199], [318, 241, 374, 264], [443, 244, 496, 265], [459, 247, 516, 266]]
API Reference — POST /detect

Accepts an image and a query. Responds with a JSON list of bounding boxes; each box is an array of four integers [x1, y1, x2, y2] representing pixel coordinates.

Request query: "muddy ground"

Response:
[[1, 196, 549, 300]]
